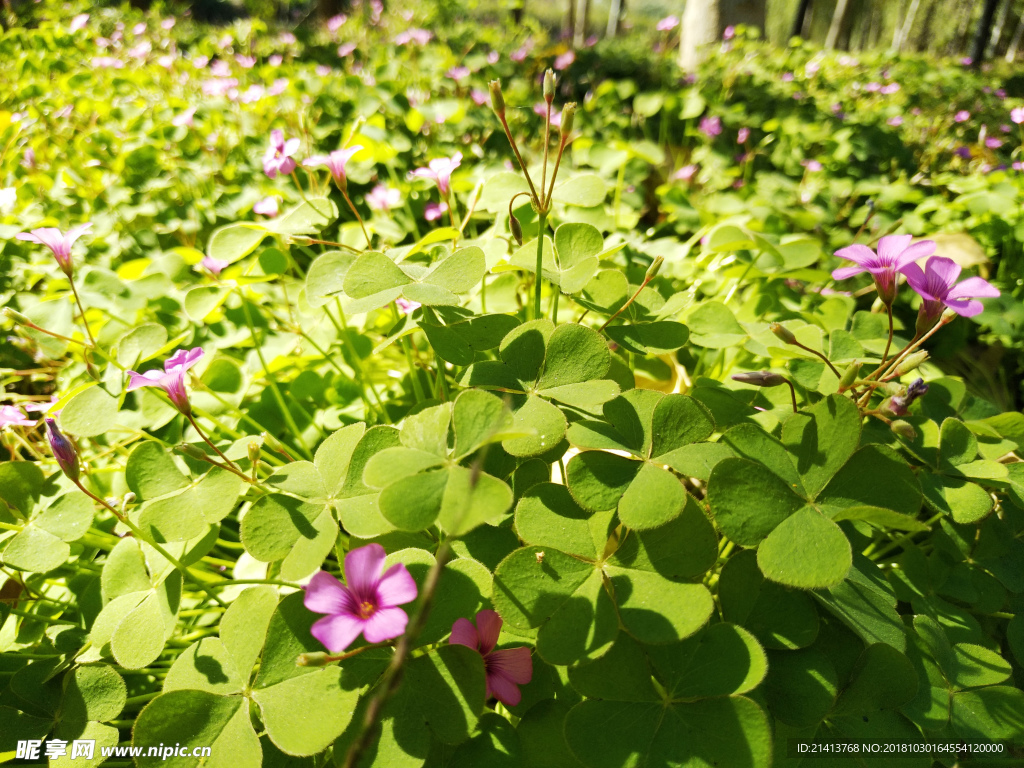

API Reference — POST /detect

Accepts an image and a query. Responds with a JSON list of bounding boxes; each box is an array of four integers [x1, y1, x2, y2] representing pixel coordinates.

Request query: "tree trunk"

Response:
[[679, 0, 766, 69], [893, 0, 923, 51], [791, 0, 812, 38], [825, 0, 851, 48], [986, 0, 1012, 56], [606, 0, 622, 37], [1007, 9, 1024, 60], [969, 0, 1001, 64], [573, 0, 589, 47]]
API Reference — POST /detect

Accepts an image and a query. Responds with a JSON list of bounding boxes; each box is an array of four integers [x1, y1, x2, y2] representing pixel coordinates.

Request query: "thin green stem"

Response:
[[534, 211, 547, 321], [340, 186, 372, 249]]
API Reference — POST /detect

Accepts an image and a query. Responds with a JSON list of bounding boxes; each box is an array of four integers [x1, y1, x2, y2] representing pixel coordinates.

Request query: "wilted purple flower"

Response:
[[901, 256, 999, 320], [656, 15, 679, 31], [954, 110, 970, 123], [424, 202, 448, 221], [833, 234, 935, 305], [367, 185, 401, 212], [737, 127, 750, 144], [554, 50, 575, 70], [888, 378, 929, 416], [263, 130, 300, 178], [450, 610, 532, 707], [70, 13, 89, 32], [127, 347, 204, 417], [46, 417, 79, 481], [304, 544, 417, 652], [0, 406, 34, 429], [699, 116, 722, 137], [304, 146, 363, 190], [411, 152, 462, 197], [17, 223, 92, 276], [253, 197, 279, 217], [200, 256, 230, 276]]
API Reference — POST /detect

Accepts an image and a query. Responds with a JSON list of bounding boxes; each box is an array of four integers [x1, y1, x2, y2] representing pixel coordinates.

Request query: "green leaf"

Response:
[[221, 586, 279, 679], [605, 322, 690, 356], [757, 506, 852, 590], [164, 637, 246, 695], [517, 700, 586, 768], [184, 285, 231, 323], [685, 301, 747, 348], [269, 197, 338, 236], [62, 664, 127, 724], [781, 394, 862, 497], [515, 483, 607, 560], [950, 686, 1024, 742], [452, 389, 512, 459], [814, 556, 906, 653], [240, 495, 328, 563], [833, 643, 919, 715], [0, 461, 46, 515], [423, 247, 485, 294], [920, 473, 992, 524], [552, 175, 607, 207], [819, 445, 922, 516], [342, 251, 412, 312], [606, 566, 714, 644], [438, 466, 514, 536], [762, 647, 838, 727], [707, 457, 805, 546], [117, 324, 168, 368], [126, 441, 190, 500], [2, 526, 68, 573], [421, 312, 520, 367], [254, 666, 359, 756], [305, 250, 358, 307], [60, 385, 119, 438], [207, 222, 268, 264], [35, 493, 93, 541], [536, 324, 611, 391], [379, 469, 449, 531], [504, 395, 567, 457], [566, 451, 640, 512], [617, 463, 687, 530]]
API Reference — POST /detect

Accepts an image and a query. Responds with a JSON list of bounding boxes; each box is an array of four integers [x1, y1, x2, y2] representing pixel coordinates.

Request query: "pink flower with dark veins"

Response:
[[17, 223, 92, 276], [832, 234, 935, 305], [304, 544, 418, 652], [901, 256, 1000, 321], [449, 610, 532, 707], [126, 347, 204, 416], [263, 129, 300, 178]]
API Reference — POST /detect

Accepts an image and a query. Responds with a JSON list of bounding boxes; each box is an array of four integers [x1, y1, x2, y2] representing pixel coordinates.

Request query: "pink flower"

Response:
[[0, 405, 35, 429], [395, 297, 421, 314], [200, 256, 230, 275], [263, 129, 300, 178], [470, 89, 488, 106], [161, 18, 176, 30], [269, 54, 284, 66], [881, 83, 901, 94], [133, 22, 146, 34], [127, 347, 204, 416], [511, 39, 534, 62], [656, 15, 679, 31], [672, 164, 698, 182], [781, 72, 794, 82], [901, 256, 999, 320], [1011, 107, 1024, 125], [253, 197, 279, 217], [235, 54, 256, 68], [554, 51, 575, 70], [316, 65, 332, 77], [985, 137, 1003, 149], [447, 66, 470, 82], [887, 116, 903, 127], [327, 14, 347, 32], [737, 127, 750, 143], [424, 202, 448, 221], [17, 223, 92, 276], [337, 42, 356, 57], [269, 78, 289, 95], [449, 610, 532, 707], [412, 152, 462, 197], [304, 544, 418, 653], [699, 116, 722, 137], [832, 234, 935, 305], [394, 28, 432, 45], [802, 159, 823, 171], [304, 145, 363, 189], [1013, 162, 1024, 171], [172, 107, 196, 127], [367, 185, 400, 212], [532, 103, 562, 128], [723, 25, 735, 40], [70, 13, 90, 32], [954, 110, 971, 123], [488, 50, 500, 64]]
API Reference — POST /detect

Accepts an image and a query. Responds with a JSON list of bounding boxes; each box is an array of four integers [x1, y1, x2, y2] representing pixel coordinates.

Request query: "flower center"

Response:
[[358, 600, 376, 619]]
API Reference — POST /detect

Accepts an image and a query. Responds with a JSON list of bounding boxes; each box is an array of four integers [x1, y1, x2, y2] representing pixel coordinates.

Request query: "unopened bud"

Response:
[[489, 80, 505, 116], [940, 308, 958, 323], [45, 417, 79, 481], [894, 350, 928, 376], [248, 439, 262, 465], [176, 443, 208, 461], [559, 103, 576, 142], [2, 307, 33, 326], [732, 370, 786, 387], [509, 210, 524, 246], [837, 362, 862, 393], [543, 69, 555, 101], [645, 256, 664, 281], [297, 652, 332, 667], [122, 492, 136, 507], [890, 420, 917, 440], [769, 322, 797, 345]]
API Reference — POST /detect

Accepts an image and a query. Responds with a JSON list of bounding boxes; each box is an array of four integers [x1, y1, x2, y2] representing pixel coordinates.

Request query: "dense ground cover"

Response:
[[2, 5, 1024, 767]]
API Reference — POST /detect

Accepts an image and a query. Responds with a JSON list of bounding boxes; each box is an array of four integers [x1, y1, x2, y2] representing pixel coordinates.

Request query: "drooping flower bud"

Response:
[[769, 322, 797, 345], [559, 103, 576, 142], [890, 420, 917, 440], [645, 256, 665, 281], [837, 362, 862, 393], [732, 371, 787, 387], [46, 417, 80, 481], [894, 350, 929, 376], [543, 69, 556, 102], [488, 80, 505, 117], [509, 209, 524, 246]]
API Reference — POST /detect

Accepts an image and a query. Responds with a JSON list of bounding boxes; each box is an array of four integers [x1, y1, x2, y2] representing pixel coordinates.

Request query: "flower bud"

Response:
[[248, 439, 262, 465], [645, 256, 664, 281], [890, 420, 917, 440], [45, 417, 80, 481], [176, 443, 208, 461], [488, 80, 505, 116], [2, 307, 33, 326], [837, 362, 862, 393], [732, 370, 786, 387], [560, 103, 576, 142], [769, 322, 797, 345], [894, 350, 928, 376], [543, 69, 555, 102], [297, 652, 333, 667], [509, 210, 524, 246]]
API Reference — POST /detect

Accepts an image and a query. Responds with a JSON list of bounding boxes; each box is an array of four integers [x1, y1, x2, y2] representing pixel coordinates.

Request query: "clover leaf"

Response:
[[342, 246, 486, 313]]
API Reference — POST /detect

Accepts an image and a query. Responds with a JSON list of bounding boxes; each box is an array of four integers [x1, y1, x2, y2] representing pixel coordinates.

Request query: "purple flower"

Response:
[[304, 146, 363, 190], [960, 57, 973, 66], [253, 197, 279, 217], [447, 66, 471, 82], [173, 108, 196, 128], [954, 110, 971, 123], [262, 130, 300, 179], [1011, 107, 1024, 125], [46, 417, 79, 481], [656, 15, 679, 31], [200, 256, 230, 276], [889, 378, 929, 416], [424, 202, 448, 221], [672, 164, 698, 182], [887, 116, 903, 127], [737, 127, 750, 144], [304, 544, 418, 652], [985, 137, 1003, 149], [470, 89, 488, 106], [554, 51, 575, 70], [832, 234, 935, 305], [327, 14, 347, 32], [723, 25, 735, 40], [17, 223, 93, 276], [337, 42, 356, 57], [70, 13, 89, 32], [901, 256, 999, 320], [955, 146, 972, 159], [450, 610, 532, 707], [699, 116, 722, 137], [802, 159, 823, 172], [411, 152, 462, 197], [395, 297, 421, 314], [781, 72, 794, 82], [127, 347, 204, 416], [0, 405, 34, 429], [366, 185, 400, 212]]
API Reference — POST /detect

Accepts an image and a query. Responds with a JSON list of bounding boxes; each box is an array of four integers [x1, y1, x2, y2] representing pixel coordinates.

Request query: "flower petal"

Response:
[[344, 543, 387, 600], [876, 234, 913, 266], [893, 239, 936, 269], [833, 244, 877, 267], [166, 346, 204, 373], [947, 276, 1000, 300], [488, 647, 532, 685], [832, 265, 867, 281], [125, 369, 166, 391], [487, 671, 522, 707], [449, 617, 479, 650], [304, 570, 356, 615], [944, 298, 984, 317], [475, 610, 503, 655], [311, 613, 365, 653], [376, 563, 418, 608], [362, 606, 409, 643]]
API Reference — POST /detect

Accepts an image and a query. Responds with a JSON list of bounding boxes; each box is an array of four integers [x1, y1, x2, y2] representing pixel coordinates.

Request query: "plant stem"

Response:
[[340, 187, 372, 249], [534, 211, 547, 321], [599, 274, 656, 331], [184, 415, 256, 484], [496, 113, 540, 204]]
